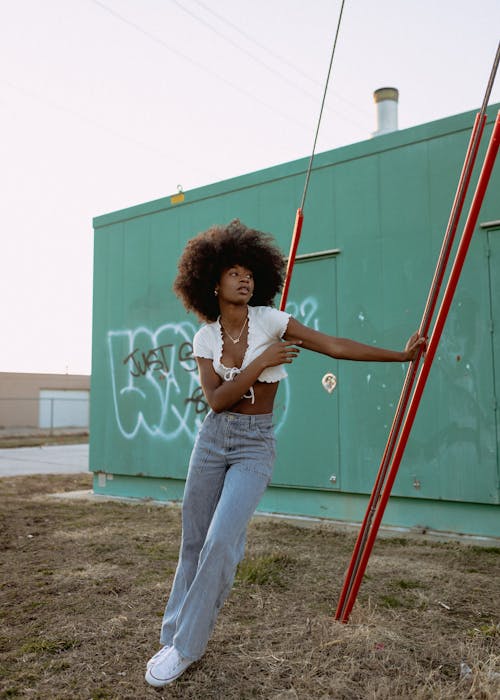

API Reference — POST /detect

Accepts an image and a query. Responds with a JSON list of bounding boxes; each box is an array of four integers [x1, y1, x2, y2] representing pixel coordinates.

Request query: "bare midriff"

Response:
[[228, 380, 279, 415]]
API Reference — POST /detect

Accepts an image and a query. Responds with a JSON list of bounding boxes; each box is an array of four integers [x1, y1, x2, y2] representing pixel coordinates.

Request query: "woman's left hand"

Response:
[[403, 331, 426, 361]]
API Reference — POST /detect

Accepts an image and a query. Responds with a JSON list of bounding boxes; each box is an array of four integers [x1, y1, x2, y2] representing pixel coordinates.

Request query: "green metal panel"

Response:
[[274, 254, 340, 490], [393, 230, 499, 504], [91, 213, 202, 482], [487, 226, 500, 496], [332, 119, 500, 506], [91, 105, 500, 533]]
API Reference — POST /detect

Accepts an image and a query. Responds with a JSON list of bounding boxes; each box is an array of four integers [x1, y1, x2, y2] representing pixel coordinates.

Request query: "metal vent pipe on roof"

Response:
[[372, 87, 399, 136]]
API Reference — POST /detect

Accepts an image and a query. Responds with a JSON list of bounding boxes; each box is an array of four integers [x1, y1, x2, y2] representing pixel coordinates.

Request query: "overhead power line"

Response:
[[89, 0, 311, 132], [0, 77, 180, 162], [188, 0, 372, 119], [170, 0, 368, 130], [170, 1, 319, 100], [190, 0, 324, 87]]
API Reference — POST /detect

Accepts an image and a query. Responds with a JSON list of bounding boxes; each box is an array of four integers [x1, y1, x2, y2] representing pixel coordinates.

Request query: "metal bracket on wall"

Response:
[[293, 248, 341, 264], [479, 220, 500, 229]]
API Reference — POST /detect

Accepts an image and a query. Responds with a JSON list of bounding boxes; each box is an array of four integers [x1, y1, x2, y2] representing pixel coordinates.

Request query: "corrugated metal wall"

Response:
[[90, 105, 500, 536]]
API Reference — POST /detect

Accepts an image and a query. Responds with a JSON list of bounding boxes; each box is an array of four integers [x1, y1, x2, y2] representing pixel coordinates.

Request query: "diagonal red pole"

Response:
[[335, 42, 500, 622], [338, 109, 500, 623], [280, 208, 304, 311], [334, 110, 486, 621]]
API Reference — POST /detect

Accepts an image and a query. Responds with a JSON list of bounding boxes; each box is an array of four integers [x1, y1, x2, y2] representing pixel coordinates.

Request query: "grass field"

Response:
[[0, 473, 499, 699], [0, 433, 88, 449]]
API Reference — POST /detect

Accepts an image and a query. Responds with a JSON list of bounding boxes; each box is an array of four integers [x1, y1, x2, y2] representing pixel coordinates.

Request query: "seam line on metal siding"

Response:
[[485, 229, 500, 494]]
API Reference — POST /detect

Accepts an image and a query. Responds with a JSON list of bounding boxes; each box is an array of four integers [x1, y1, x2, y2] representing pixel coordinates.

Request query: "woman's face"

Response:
[[216, 264, 254, 304]]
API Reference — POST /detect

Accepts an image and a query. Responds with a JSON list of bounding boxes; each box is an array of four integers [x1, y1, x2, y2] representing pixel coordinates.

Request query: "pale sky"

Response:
[[1, 0, 499, 375]]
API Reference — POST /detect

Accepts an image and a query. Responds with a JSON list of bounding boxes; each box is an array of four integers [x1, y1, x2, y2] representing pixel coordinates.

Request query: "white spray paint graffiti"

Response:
[[108, 322, 204, 442], [286, 297, 320, 330], [108, 297, 321, 442]]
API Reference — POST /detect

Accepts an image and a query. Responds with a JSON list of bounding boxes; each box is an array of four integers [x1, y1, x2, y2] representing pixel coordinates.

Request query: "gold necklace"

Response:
[[220, 315, 248, 344]]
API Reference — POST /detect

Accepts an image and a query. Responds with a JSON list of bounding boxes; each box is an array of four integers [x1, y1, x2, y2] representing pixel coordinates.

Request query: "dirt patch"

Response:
[[0, 474, 499, 699], [0, 433, 88, 449]]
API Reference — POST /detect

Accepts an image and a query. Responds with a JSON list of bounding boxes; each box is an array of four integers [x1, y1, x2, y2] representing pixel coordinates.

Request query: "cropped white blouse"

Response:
[[192, 306, 291, 389]]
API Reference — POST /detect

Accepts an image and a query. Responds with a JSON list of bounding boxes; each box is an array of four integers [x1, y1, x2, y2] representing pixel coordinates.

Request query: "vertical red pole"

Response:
[[334, 112, 486, 621], [339, 111, 500, 623], [280, 208, 304, 311]]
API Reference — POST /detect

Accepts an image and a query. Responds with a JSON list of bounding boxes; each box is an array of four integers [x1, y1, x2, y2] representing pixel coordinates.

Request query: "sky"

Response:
[[1, 0, 499, 376]]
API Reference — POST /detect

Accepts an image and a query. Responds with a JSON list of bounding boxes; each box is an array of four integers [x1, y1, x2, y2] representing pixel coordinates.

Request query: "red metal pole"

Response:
[[336, 41, 500, 622], [339, 110, 500, 623], [280, 207, 304, 311], [334, 112, 486, 621]]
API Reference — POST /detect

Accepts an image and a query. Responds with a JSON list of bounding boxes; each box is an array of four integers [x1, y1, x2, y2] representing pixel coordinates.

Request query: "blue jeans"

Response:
[[160, 410, 276, 660]]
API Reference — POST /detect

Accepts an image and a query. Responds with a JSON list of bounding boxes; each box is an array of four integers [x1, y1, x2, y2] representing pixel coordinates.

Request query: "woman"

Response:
[[145, 220, 424, 687]]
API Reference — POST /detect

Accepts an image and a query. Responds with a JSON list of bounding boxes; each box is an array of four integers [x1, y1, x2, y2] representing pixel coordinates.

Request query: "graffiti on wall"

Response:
[[108, 322, 205, 442], [108, 297, 321, 442]]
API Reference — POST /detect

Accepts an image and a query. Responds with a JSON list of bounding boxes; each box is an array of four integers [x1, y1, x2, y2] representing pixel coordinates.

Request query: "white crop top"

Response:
[[192, 305, 291, 384]]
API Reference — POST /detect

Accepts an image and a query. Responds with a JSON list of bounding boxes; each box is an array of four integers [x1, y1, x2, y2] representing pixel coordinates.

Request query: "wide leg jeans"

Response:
[[160, 410, 276, 661]]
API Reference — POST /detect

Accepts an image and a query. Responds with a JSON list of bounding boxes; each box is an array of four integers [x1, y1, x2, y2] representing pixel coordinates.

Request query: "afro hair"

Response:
[[173, 220, 286, 322]]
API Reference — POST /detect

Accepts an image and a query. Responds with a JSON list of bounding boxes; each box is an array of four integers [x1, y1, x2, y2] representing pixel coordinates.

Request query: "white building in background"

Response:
[[0, 372, 90, 430]]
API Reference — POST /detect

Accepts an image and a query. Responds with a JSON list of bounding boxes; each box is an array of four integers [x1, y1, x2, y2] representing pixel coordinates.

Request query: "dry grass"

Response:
[[0, 433, 88, 449], [0, 473, 499, 699]]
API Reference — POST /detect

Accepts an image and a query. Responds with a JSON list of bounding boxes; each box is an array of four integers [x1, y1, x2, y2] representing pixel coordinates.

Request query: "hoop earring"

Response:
[[214, 289, 218, 296]]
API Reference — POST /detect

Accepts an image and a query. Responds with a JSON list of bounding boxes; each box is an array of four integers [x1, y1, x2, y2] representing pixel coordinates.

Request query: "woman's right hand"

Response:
[[260, 340, 302, 368]]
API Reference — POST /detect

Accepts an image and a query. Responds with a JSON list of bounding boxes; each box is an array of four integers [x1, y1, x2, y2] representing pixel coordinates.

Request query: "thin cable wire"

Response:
[[191, 0, 371, 118], [0, 77, 179, 163], [173, 0, 369, 128], [171, 0, 319, 98], [300, 0, 346, 211], [89, 0, 310, 131], [191, 0, 324, 87]]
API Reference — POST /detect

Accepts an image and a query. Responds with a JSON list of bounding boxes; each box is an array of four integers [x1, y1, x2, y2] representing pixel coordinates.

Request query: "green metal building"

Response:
[[90, 105, 500, 538]]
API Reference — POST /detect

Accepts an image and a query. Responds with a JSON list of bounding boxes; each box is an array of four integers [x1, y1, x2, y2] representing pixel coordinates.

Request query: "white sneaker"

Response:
[[145, 646, 193, 687], [146, 645, 171, 670]]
